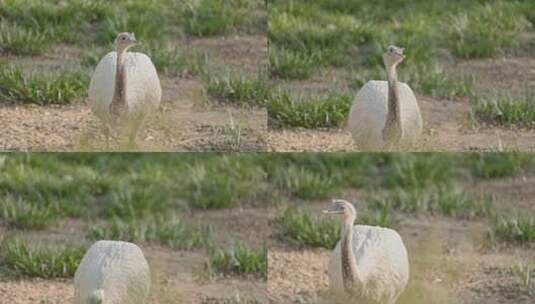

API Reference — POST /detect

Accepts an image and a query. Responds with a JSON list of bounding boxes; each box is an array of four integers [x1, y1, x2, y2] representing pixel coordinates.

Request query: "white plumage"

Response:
[[348, 80, 423, 150], [74, 240, 151, 304], [88, 52, 161, 121], [348, 45, 423, 150], [328, 225, 410, 303], [323, 200, 409, 304], [87, 32, 161, 146]]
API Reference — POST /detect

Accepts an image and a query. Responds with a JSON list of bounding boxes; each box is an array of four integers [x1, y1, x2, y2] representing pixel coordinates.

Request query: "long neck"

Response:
[[383, 64, 402, 141], [340, 216, 360, 293], [111, 48, 127, 107]]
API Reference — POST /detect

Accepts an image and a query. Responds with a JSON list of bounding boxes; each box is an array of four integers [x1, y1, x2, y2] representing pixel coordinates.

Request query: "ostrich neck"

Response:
[[111, 48, 127, 109], [340, 218, 360, 293], [384, 65, 402, 140]]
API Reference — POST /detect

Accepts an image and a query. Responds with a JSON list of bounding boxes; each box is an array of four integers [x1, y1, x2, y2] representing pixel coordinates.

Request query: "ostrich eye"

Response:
[[121, 36, 126, 40]]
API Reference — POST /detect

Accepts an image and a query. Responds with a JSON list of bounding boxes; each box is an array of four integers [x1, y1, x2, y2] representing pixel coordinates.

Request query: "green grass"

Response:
[[204, 74, 353, 128], [206, 72, 271, 106], [0, 0, 263, 56], [470, 91, 535, 128], [0, 238, 86, 278], [369, 185, 494, 220], [182, 159, 267, 209], [468, 153, 534, 179], [269, 46, 318, 79], [489, 215, 535, 246], [146, 45, 208, 77], [88, 215, 213, 250], [272, 164, 335, 200], [206, 243, 267, 279], [275, 207, 340, 249], [0, 196, 57, 230], [99, 185, 174, 219], [0, 64, 89, 105], [0, 21, 50, 55], [269, 6, 374, 67], [181, 0, 260, 37], [268, 90, 352, 128], [0, 153, 529, 230], [447, 2, 530, 59], [382, 154, 456, 190], [268, 0, 532, 105]]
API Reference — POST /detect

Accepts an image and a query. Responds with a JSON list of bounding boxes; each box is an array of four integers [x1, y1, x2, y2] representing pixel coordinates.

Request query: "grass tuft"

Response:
[[206, 243, 267, 279], [383, 154, 455, 190], [182, 0, 254, 37], [272, 165, 335, 200], [469, 153, 533, 179], [182, 159, 266, 209], [0, 238, 85, 278], [268, 90, 352, 128], [470, 91, 535, 128], [0, 21, 50, 55], [447, 2, 530, 59], [0, 64, 88, 105], [269, 46, 318, 79], [206, 73, 271, 106], [369, 185, 493, 220], [275, 207, 340, 249], [488, 215, 535, 246], [0, 196, 57, 230]]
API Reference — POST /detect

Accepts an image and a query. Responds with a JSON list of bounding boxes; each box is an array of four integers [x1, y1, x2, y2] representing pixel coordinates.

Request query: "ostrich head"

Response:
[[115, 32, 137, 52], [383, 45, 405, 68], [322, 199, 357, 223]]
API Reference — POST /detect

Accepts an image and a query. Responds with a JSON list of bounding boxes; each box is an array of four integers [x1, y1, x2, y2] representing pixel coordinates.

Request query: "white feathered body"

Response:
[[88, 51, 161, 125], [328, 225, 409, 304], [74, 240, 151, 304], [348, 80, 422, 150]]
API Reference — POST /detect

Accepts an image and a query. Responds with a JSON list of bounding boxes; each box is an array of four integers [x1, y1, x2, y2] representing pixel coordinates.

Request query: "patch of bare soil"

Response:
[[191, 35, 267, 75], [0, 35, 268, 152], [268, 201, 535, 304], [267, 129, 354, 152]]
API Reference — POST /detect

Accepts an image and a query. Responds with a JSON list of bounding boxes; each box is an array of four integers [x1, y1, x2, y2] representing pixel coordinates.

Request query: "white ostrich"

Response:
[[322, 199, 409, 304], [88, 32, 161, 147], [347, 45, 422, 150], [74, 240, 151, 304]]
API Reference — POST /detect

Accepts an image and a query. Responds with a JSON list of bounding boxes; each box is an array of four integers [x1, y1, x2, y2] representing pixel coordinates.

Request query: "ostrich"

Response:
[[347, 45, 422, 150], [88, 32, 161, 148], [74, 240, 151, 304], [322, 199, 409, 304]]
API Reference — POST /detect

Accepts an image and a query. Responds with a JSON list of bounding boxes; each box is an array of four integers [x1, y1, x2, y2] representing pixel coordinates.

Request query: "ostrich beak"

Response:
[[322, 203, 345, 215]]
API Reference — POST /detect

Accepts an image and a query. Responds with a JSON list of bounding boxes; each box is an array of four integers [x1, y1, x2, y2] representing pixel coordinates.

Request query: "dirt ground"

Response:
[[267, 54, 535, 152], [0, 207, 268, 304], [0, 35, 268, 152], [267, 176, 535, 304]]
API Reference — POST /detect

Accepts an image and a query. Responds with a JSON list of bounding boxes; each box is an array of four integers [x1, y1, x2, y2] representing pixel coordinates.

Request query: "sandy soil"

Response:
[[0, 207, 268, 304], [267, 177, 535, 304], [0, 35, 268, 152]]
